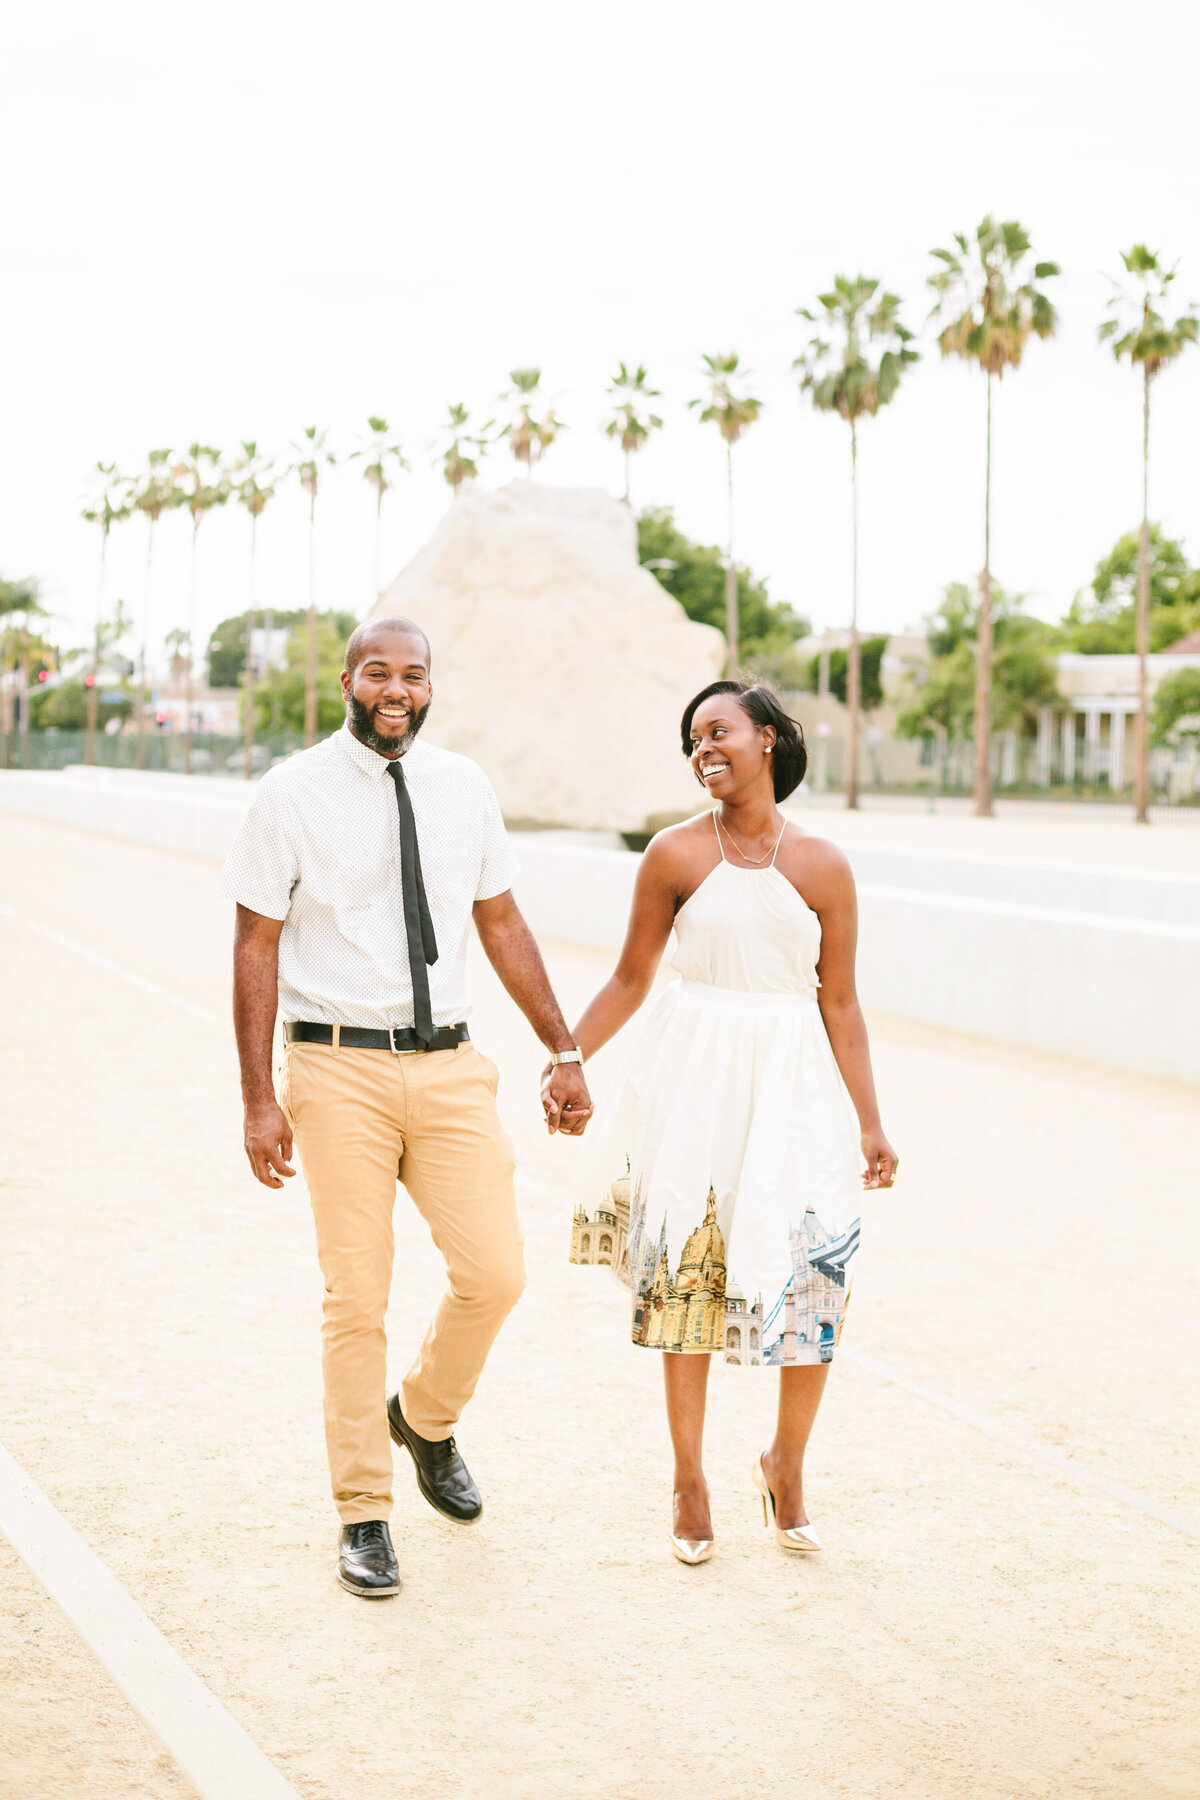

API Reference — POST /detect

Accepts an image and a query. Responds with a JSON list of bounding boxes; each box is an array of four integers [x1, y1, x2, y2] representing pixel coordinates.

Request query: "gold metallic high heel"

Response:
[[671, 1534, 715, 1565], [671, 1493, 715, 1565], [752, 1454, 821, 1553]]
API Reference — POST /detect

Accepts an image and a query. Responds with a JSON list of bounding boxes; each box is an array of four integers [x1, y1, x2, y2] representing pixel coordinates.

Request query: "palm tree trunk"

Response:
[[19, 652, 31, 767], [304, 495, 318, 748], [184, 518, 198, 775], [846, 420, 861, 812], [623, 450, 631, 507], [243, 515, 258, 781], [724, 440, 738, 673], [86, 528, 107, 766], [136, 521, 156, 772], [974, 371, 995, 819], [374, 490, 383, 608], [1134, 364, 1151, 825]]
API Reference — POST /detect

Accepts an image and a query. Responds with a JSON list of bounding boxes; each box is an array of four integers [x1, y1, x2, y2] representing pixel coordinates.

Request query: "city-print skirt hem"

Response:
[[569, 978, 864, 1367]]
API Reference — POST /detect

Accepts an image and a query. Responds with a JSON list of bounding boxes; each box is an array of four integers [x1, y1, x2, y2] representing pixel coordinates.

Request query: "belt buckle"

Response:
[[388, 1026, 416, 1055]]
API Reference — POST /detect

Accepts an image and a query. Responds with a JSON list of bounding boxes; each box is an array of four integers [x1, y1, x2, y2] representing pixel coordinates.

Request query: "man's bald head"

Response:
[[344, 616, 431, 678]]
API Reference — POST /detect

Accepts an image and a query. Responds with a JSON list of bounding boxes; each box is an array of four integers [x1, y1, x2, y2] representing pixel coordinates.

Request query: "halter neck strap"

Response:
[[769, 819, 787, 867], [711, 810, 727, 862]]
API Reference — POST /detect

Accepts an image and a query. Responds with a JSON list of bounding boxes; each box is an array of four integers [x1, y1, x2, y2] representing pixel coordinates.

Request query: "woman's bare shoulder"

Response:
[[640, 814, 717, 884], [779, 825, 854, 899]]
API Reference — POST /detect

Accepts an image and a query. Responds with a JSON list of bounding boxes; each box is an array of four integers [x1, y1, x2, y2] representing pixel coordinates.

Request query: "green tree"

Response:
[[207, 607, 313, 688], [795, 276, 918, 807], [636, 508, 808, 660], [690, 352, 762, 672], [289, 426, 337, 747], [80, 461, 131, 767], [1152, 668, 1200, 744], [605, 363, 663, 505], [1099, 245, 1199, 821], [929, 216, 1059, 816], [825, 636, 888, 712], [898, 582, 1061, 762], [499, 369, 563, 476], [1061, 526, 1200, 653], [177, 443, 230, 772], [896, 642, 977, 745], [252, 611, 359, 736], [130, 449, 184, 768], [351, 416, 409, 604], [0, 577, 48, 766], [231, 441, 277, 778], [439, 403, 491, 493], [34, 678, 133, 732]]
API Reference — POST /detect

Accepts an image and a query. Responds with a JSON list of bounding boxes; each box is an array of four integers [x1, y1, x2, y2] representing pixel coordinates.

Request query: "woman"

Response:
[[561, 679, 897, 1564]]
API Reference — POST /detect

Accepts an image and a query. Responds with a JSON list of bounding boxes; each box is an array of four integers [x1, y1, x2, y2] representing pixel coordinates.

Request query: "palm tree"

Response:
[[130, 449, 184, 769], [499, 369, 563, 477], [1099, 246, 1199, 823], [796, 278, 918, 808], [177, 444, 230, 773], [289, 426, 336, 747], [232, 441, 277, 780], [350, 416, 409, 605], [689, 353, 762, 671], [80, 462, 132, 767], [928, 216, 1059, 816], [605, 363, 663, 505], [0, 577, 46, 768], [440, 403, 492, 494]]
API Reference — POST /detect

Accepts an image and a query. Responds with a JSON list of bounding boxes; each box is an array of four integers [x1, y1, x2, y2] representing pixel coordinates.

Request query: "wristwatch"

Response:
[[548, 1047, 584, 1066]]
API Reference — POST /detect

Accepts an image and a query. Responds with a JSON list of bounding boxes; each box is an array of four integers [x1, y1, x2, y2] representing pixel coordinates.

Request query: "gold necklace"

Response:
[[716, 810, 786, 866]]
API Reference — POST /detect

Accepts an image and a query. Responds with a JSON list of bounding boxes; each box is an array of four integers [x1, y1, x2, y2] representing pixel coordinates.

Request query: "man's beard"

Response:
[[347, 694, 431, 758]]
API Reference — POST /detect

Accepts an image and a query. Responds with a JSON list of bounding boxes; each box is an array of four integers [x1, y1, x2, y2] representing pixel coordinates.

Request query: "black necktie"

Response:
[[387, 759, 439, 1044]]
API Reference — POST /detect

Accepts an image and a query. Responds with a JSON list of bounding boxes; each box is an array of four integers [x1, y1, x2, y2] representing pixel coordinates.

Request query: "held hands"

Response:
[[861, 1128, 899, 1190], [244, 1099, 296, 1189], [540, 1061, 594, 1137]]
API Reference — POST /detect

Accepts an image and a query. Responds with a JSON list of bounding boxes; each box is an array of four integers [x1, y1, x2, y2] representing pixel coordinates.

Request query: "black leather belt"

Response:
[[285, 1021, 470, 1053]]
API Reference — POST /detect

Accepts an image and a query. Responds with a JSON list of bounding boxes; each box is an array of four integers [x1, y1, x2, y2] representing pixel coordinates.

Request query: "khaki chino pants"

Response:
[[280, 1038, 525, 1524]]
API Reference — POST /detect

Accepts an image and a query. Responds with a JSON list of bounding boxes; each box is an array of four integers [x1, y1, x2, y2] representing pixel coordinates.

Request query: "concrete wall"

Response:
[[3, 768, 1197, 1084]]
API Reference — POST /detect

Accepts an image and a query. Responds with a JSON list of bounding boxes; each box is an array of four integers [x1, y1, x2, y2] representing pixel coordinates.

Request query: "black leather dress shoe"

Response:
[[387, 1394, 483, 1522], [336, 1520, 401, 1597]]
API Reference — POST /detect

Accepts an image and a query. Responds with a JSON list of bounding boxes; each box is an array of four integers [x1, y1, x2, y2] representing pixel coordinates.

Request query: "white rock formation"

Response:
[[373, 482, 726, 832]]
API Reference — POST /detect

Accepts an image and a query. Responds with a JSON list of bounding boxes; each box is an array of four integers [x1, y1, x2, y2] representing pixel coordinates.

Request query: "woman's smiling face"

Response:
[[688, 695, 776, 797]]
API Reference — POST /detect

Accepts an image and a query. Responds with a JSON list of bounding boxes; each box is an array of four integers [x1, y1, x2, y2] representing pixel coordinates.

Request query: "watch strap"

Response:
[[548, 1047, 584, 1066]]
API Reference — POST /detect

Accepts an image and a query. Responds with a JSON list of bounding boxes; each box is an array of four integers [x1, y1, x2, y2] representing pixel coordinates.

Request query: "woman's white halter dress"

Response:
[[570, 817, 863, 1368]]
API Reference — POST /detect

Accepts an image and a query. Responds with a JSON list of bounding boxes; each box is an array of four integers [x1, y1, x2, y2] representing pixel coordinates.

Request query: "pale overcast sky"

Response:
[[3, 0, 1199, 669]]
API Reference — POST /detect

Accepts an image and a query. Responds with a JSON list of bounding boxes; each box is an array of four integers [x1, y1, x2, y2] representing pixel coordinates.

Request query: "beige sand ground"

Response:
[[0, 811, 1197, 1800]]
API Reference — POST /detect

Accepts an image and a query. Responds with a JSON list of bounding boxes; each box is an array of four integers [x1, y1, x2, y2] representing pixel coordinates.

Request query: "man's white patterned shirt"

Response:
[[217, 724, 514, 1028]]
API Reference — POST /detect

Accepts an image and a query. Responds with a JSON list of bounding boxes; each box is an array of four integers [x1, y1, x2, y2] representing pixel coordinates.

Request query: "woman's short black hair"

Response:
[[680, 679, 808, 802]]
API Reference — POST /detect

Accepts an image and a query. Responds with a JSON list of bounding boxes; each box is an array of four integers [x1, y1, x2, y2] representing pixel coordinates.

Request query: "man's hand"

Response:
[[540, 1062, 594, 1137], [244, 1099, 296, 1188]]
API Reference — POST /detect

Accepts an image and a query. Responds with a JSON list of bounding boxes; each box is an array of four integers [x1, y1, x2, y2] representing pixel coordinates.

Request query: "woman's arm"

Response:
[[570, 838, 683, 1060], [806, 848, 898, 1190]]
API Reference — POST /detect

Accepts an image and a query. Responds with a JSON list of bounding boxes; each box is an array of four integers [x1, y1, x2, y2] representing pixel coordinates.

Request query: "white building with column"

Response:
[[1034, 650, 1200, 792]]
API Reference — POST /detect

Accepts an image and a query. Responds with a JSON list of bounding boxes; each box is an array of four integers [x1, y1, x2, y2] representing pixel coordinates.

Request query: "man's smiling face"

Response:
[[340, 625, 433, 758]]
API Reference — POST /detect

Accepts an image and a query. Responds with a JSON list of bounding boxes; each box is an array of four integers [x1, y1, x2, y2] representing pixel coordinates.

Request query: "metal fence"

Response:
[[0, 729, 318, 775], [5, 724, 1199, 822]]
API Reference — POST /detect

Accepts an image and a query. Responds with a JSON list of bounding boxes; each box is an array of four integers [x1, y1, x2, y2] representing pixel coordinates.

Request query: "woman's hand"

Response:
[[540, 1061, 594, 1136], [861, 1129, 898, 1189]]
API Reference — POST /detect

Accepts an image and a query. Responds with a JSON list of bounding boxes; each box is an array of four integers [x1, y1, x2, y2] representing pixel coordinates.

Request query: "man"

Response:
[[219, 616, 591, 1598]]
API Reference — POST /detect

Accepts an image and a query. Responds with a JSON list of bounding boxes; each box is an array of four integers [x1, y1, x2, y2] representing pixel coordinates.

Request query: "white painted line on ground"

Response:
[[0, 901, 222, 1024], [0, 1440, 301, 1800], [842, 1347, 1200, 1542]]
